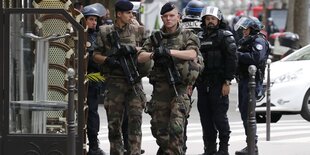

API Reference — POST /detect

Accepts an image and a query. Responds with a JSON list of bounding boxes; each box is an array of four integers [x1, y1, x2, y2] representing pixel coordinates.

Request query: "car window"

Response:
[[283, 44, 310, 61]]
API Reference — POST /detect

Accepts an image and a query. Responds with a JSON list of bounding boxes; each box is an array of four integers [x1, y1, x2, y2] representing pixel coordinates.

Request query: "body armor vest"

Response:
[[150, 27, 202, 85], [98, 24, 140, 77], [199, 30, 225, 77]]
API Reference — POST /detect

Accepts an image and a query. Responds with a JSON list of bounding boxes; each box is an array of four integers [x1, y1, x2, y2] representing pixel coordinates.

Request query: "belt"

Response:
[[86, 72, 105, 82]]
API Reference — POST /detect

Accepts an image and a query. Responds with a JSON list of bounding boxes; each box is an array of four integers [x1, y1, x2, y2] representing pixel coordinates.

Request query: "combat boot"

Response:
[[141, 149, 145, 154], [215, 144, 229, 155], [88, 148, 106, 155], [201, 143, 217, 155], [235, 145, 258, 155], [88, 138, 106, 155], [124, 149, 145, 155]]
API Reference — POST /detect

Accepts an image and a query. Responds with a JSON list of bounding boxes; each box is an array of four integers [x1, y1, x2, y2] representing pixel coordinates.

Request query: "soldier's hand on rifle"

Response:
[[104, 55, 120, 67], [153, 46, 170, 60], [119, 45, 137, 56]]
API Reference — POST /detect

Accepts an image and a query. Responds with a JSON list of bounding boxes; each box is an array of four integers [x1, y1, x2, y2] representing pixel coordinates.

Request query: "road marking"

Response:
[[98, 120, 310, 144]]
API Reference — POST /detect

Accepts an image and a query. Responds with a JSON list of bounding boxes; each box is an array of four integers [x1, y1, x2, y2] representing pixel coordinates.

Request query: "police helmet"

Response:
[[184, 0, 204, 19], [201, 6, 223, 21], [82, 3, 106, 18], [234, 16, 264, 32]]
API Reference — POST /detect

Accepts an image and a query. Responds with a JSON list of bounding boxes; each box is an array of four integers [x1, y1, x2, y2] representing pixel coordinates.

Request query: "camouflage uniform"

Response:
[[141, 25, 201, 155], [95, 23, 147, 155]]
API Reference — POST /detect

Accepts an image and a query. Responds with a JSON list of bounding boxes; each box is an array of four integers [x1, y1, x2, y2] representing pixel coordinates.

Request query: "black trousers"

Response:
[[87, 81, 105, 141], [238, 78, 262, 143], [197, 81, 231, 146]]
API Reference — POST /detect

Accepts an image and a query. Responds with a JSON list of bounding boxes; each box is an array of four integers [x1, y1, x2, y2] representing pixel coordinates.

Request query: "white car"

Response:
[[256, 44, 310, 123]]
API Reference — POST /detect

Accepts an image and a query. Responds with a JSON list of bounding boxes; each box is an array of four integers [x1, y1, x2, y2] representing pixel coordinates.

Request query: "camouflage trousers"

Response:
[[103, 78, 146, 155], [147, 82, 191, 155]]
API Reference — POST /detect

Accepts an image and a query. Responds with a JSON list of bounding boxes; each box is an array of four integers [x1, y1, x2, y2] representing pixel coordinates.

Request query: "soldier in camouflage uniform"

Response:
[[93, 1, 148, 155], [137, 2, 203, 155], [180, 0, 204, 152]]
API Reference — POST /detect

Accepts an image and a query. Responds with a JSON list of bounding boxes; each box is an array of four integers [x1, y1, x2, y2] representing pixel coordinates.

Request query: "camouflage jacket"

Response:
[[95, 23, 147, 77], [141, 25, 203, 85]]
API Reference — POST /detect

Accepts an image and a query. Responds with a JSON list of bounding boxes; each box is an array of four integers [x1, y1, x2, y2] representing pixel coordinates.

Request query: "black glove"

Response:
[[119, 45, 136, 56], [104, 56, 120, 67], [153, 47, 172, 66], [153, 46, 170, 60]]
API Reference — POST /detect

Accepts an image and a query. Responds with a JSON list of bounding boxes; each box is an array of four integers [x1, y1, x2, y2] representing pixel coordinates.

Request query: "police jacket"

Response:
[[198, 29, 237, 82], [87, 29, 101, 74], [237, 33, 270, 79]]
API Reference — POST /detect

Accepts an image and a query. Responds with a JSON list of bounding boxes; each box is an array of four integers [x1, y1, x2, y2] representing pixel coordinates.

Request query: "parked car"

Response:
[[269, 32, 301, 61], [256, 44, 310, 123]]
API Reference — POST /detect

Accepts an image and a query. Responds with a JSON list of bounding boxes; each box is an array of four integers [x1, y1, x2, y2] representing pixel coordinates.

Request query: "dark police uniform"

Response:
[[237, 33, 269, 143], [233, 16, 270, 155], [82, 3, 107, 155], [197, 28, 237, 154], [196, 6, 237, 155], [86, 27, 106, 149]]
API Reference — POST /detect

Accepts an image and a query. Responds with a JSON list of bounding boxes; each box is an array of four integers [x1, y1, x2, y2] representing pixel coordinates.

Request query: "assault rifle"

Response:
[[107, 31, 140, 94], [151, 32, 181, 96]]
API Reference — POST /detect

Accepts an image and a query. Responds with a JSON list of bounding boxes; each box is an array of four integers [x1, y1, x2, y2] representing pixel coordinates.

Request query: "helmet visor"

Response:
[[234, 16, 251, 31]]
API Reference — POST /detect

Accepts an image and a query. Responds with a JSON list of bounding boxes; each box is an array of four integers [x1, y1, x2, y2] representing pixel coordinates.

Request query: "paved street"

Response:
[[98, 108, 310, 155], [97, 79, 310, 155]]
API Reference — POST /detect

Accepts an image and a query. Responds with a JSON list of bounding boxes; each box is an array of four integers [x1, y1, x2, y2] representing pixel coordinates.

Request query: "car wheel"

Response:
[[301, 89, 310, 122], [271, 113, 282, 123], [256, 114, 266, 123], [256, 113, 282, 123]]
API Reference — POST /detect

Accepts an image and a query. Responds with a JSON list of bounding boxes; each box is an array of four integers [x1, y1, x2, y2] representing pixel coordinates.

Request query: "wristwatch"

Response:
[[225, 80, 231, 85]]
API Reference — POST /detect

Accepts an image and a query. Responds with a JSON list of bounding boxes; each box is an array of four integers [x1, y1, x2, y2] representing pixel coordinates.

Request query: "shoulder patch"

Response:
[[255, 44, 263, 51]]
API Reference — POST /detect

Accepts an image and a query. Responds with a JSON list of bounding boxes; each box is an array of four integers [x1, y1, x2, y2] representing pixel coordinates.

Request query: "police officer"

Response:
[[181, 0, 204, 153], [182, 0, 204, 34], [82, 3, 107, 155], [234, 16, 270, 155], [266, 17, 279, 37], [196, 6, 237, 155], [93, 0, 148, 154], [138, 2, 202, 154]]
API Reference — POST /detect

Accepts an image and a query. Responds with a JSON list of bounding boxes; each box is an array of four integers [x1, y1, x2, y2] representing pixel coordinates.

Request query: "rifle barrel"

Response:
[[167, 67, 178, 97]]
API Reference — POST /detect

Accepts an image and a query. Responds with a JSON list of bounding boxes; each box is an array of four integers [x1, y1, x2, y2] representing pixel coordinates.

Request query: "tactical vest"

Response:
[[199, 29, 228, 78], [150, 27, 203, 85], [97, 24, 151, 78]]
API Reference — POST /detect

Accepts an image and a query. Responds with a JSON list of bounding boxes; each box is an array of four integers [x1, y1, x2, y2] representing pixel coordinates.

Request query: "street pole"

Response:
[[266, 59, 272, 141], [263, 0, 269, 27], [67, 68, 76, 155], [247, 65, 257, 155]]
